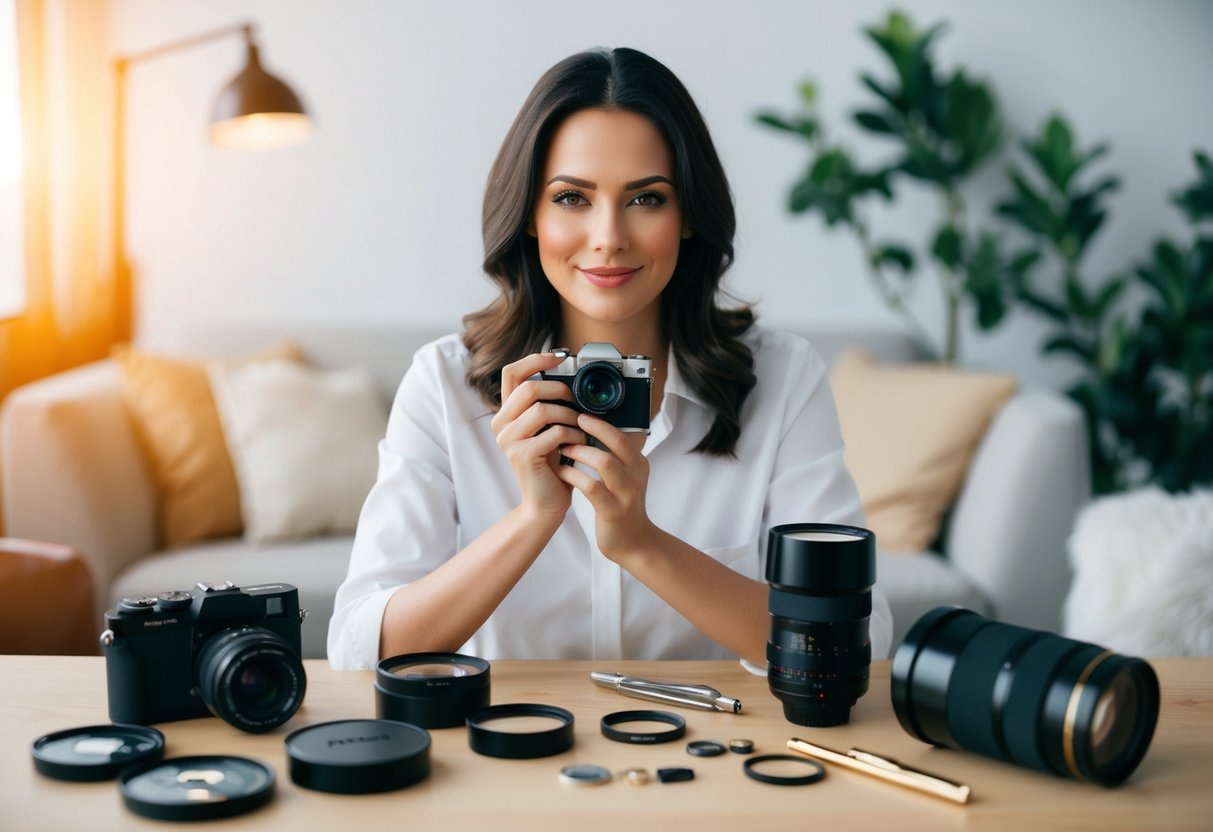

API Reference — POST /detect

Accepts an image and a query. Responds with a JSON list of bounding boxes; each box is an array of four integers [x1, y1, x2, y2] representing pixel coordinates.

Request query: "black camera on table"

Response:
[[100, 581, 307, 733], [541, 342, 653, 433]]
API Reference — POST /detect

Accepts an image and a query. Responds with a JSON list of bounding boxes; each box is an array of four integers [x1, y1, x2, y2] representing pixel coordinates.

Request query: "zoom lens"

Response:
[[195, 626, 306, 733], [573, 362, 625, 414], [891, 606, 1160, 787], [375, 652, 491, 728], [765, 523, 875, 727]]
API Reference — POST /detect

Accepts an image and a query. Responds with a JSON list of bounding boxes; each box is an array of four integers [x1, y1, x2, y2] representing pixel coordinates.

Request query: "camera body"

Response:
[[541, 342, 652, 433], [101, 581, 306, 732]]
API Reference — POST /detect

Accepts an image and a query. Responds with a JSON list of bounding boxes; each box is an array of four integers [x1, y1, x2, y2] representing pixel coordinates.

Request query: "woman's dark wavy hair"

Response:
[[463, 47, 756, 456]]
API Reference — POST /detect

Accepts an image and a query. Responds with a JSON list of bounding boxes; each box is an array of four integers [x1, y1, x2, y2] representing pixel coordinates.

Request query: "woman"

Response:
[[328, 47, 892, 670]]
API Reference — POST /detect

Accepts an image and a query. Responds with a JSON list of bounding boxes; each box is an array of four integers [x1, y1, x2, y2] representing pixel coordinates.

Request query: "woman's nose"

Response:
[[590, 206, 628, 253]]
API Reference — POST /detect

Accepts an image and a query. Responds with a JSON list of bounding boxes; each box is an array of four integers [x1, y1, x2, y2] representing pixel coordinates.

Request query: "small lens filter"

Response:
[[285, 719, 431, 794], [118, 755, 274, 821], [31, 724, 165, 782]]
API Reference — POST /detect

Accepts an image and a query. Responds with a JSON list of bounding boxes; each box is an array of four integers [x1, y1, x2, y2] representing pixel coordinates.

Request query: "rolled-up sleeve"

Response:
[[757, 337, 894, 663], [327, 343, 460, 669]]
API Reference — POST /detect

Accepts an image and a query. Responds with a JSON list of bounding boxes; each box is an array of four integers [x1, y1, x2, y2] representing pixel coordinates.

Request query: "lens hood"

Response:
[[375, 652, 491, 729]]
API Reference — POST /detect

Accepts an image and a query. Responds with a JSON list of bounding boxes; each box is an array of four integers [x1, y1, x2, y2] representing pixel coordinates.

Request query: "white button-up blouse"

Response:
[[328, 325, 893, 670]]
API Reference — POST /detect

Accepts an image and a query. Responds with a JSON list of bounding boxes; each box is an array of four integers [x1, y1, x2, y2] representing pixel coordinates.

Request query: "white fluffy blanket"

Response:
[[1063, 487, 1213, 657]]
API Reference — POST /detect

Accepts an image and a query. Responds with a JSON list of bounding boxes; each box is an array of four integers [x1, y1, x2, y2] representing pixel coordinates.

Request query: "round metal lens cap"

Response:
[[119, 755, 274, 821], [31, 724, 165, 782], [285, 719, 431, 794], [687, 740, 727, 757]]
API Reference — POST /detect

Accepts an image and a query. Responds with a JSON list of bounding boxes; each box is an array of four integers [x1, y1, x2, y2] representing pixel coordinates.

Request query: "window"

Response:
[[0, 0, 26, 319]]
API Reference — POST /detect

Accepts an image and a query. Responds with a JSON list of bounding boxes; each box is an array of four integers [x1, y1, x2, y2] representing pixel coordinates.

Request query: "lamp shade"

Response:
[[209, 43, 311, 150]]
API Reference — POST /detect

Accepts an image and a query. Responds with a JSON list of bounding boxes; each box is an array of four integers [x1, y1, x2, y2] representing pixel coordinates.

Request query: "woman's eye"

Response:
[[553, 190, 588, 207], [630, 191, 666, 208]]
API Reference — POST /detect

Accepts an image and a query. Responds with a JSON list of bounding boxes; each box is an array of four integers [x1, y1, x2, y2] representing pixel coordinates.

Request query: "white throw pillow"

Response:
[[208, 359, 388, 544]]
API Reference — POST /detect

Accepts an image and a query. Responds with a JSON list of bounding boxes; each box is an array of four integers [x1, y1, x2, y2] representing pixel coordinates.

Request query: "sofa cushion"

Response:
[[108, 535, 354, 660], [113, 343, 303, 548], [877, 551, 992, 651], [209, 360, 387, 544], [831, 350, 1017, 553]]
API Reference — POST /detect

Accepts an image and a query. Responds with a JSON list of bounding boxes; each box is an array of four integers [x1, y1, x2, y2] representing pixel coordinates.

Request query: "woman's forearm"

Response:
[[614, 529, 769, 664], [378, 505, 562, 658]]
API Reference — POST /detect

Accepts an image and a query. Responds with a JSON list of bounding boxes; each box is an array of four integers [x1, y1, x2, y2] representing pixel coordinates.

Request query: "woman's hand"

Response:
[[554, 413, 656, 561], [491, 352, 586, 525]]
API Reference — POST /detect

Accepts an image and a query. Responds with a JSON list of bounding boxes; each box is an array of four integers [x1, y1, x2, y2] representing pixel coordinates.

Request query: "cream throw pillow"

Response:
[[113, 343, 303, 548], [208, 360, 388, 544], [830, 350, 1017, 553]]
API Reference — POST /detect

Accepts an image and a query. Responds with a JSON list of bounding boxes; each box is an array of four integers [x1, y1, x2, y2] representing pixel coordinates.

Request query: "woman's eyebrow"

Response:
[[545, 174, 674, 190]]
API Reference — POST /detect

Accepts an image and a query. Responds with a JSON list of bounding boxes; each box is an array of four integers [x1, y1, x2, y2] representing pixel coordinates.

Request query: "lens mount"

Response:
[[573, 361, 625, 414], [194, 626, 306, 733]]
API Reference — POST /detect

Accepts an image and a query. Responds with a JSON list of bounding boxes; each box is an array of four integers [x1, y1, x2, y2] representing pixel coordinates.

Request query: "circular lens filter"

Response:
[[119, 755, 274, 821], [32, 724, 165, 782], [285, 719, 431, 794], [376, 652, 491, 729]]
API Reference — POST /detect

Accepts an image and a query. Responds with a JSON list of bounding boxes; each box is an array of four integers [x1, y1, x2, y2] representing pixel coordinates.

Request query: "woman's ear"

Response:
[[681, 223, 693, 240], [526, 217, 538, 237]]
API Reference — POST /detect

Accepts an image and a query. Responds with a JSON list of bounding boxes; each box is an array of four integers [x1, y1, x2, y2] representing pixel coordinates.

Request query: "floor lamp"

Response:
[[112, 21, 312, 342]]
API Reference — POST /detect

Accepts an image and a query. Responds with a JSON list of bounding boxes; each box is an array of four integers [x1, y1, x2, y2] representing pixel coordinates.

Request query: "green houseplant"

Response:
[[999, 131, 1213, 495], [756, 10, 1037, 362]]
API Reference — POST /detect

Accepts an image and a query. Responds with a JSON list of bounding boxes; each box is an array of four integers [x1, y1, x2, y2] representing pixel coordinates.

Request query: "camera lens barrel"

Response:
[[194, 626, 307, 733], [765, 523, 875, 727], [375, 652, 491, 729], [891, 606, 1160, 787], [573, 362, 626, 414]]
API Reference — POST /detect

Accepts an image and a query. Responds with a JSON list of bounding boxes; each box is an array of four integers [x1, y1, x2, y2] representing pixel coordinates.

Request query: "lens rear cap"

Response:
[[119, 755, 274, 821], [31, 724, 165, 782], [285, 719, 431, 794]]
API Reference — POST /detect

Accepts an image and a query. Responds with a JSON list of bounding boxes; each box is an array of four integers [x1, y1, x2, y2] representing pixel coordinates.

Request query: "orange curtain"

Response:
[[0, 0, 123, 402]]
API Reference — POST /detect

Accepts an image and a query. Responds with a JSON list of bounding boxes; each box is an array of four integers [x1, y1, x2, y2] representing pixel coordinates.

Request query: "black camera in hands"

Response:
[[101, 581, 307, 733], [541, 342, 653, 433]]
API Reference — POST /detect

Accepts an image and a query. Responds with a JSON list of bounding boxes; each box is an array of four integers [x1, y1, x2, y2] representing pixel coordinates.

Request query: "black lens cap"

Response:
[[119, 755, 274, 821], [31, 724, 165, 782], [285, 719, 431, 794]]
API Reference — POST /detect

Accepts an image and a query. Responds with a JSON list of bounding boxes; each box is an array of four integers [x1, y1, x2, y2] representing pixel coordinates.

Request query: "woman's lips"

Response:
[[578, 267, 640, 287]]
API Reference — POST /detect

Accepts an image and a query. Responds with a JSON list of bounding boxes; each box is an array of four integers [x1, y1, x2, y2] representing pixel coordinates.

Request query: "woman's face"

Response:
[[531, 108, 687, 339]]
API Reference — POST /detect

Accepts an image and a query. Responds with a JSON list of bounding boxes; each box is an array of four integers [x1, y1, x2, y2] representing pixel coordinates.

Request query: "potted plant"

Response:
[[999, 127, 1213, 495], [756, 10, 1037, 362]]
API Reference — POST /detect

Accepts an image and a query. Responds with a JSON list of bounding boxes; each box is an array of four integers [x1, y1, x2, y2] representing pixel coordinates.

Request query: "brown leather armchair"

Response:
[[0, 539, 98, 655]]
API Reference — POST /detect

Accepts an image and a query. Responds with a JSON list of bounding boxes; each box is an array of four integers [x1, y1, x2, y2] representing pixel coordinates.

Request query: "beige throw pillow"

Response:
[[113, 343, 303, 548], [208, 360, 388, 544], [830, 350, 1017, 553]]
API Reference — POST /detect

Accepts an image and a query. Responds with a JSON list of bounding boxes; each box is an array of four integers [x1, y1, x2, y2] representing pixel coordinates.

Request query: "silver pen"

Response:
[[590, 671, 742, 713]]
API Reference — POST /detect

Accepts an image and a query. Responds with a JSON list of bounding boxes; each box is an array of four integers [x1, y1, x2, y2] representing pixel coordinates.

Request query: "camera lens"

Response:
[[195, 626, 306, 733], [765, 523, 875, 727], [891, 606, 1160, 787], [376, 652, 491, 728], [573, 362, 625, 414]]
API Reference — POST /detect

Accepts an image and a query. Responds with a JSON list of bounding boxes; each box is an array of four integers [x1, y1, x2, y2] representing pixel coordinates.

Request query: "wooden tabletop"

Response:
[[2, 656, 1210, 831]]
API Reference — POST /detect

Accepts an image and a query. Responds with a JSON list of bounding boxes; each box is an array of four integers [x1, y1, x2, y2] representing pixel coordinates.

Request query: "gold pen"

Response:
[[787, 738, 972, 804]]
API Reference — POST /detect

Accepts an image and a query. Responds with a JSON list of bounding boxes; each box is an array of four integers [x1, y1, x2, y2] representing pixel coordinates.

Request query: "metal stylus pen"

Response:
[[590, 671, 742, 713]]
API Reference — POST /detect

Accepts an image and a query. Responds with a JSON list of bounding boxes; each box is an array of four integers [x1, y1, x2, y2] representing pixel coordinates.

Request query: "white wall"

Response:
[[108, 0, 1213, 386]]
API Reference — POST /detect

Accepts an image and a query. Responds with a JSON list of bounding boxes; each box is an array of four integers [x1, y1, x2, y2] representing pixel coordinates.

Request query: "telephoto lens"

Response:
[[765, 523, 875, 726], [891, 606, 1160, 787]]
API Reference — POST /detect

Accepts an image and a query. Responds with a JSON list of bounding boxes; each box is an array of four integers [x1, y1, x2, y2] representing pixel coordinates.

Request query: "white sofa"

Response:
[[0, 323, 1090, 658]]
